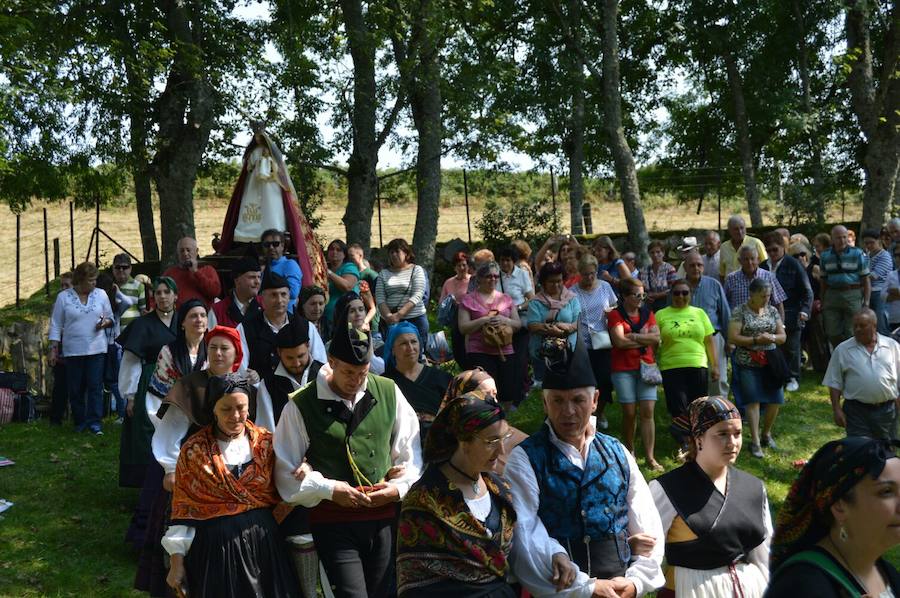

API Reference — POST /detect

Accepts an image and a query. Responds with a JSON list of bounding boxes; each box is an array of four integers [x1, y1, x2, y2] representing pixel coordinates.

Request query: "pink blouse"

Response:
[[440, 275, 471, 303], [459, 291, 515, 355]]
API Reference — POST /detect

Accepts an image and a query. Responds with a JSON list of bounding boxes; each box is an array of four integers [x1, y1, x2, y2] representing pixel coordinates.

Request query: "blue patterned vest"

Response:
[[521, 423, 631, 548]]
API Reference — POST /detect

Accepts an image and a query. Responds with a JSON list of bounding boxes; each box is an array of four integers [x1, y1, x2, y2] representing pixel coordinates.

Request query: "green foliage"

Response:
[[476, 196, 558, 247]]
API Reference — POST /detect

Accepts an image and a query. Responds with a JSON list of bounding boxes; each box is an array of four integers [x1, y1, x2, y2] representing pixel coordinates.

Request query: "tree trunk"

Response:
[[600, 0, 649, 260], [723, 49, 763, 228], [566, 0, 585, 235], [109, 0, 159, 262], [151, 0, 216, 265], [792, 0, 827, 220], [341, 0, 381, 250], [408, 0, 442, 275], [132, 162, 158, 262], [846, 0, 900, 231]]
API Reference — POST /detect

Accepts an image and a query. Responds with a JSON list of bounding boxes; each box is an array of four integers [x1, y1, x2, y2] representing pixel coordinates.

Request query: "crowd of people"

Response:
[[44, 216, 900, 598]]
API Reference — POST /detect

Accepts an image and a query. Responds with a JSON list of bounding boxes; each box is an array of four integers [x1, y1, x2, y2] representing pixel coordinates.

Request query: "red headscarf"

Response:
[[204, 325, 243, 372]]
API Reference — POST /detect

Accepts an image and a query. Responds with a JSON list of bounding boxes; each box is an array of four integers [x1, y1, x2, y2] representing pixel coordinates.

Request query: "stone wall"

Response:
[[0, 316, 50, 395]]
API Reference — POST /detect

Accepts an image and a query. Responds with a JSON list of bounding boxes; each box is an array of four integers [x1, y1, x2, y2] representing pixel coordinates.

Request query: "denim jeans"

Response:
[[66, 353, 106, 432], [105, 344, 126, 418]]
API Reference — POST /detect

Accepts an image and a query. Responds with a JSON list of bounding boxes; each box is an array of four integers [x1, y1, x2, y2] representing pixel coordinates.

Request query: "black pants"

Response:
[[469, 352, 518, 406], [311, 518, 396, 598], [509, 328, 530, 405], [587, 348, 613, 405], [661, 367, 708, 420], [451, 322, 469, 371]]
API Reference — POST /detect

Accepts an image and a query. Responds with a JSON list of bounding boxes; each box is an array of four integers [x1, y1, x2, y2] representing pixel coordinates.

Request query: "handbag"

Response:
[[437, 294, 457, 327], [482, 311, 514, 361], [764, 347, 791, 390], [589, 328, 612, 350], [639, 361, 663, 385]]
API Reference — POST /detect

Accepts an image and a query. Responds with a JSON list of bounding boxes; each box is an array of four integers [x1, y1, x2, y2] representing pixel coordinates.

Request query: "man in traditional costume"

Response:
[[162, 237, 222, 309], [237, 269, 326, 376], [274, 298, 422, 598], [257, 320, 327, 598], [207, 256, 262, 329], [218, 124, 328, 291], [506, 335, 665, 597]]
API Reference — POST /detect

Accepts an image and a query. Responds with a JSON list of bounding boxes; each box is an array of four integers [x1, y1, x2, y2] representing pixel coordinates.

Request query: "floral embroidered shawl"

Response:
[[397, 465, 516, 594], [170, 421, 281, 522]]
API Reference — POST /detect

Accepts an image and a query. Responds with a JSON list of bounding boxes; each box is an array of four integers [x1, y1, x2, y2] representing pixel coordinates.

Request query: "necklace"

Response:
[[828, 535, 875, 594], [447, 460, 480, 494]]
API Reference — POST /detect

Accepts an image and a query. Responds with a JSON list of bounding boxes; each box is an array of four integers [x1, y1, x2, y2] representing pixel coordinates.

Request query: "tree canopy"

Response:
[[2, 0, 896, 264]]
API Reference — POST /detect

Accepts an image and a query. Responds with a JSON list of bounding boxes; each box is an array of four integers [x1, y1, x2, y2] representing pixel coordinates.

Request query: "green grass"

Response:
[[0, 371, 895, 597]]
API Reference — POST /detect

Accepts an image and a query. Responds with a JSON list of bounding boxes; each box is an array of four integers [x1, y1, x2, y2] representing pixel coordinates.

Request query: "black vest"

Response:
[[263, 360, 323, 424], [656, 462, 768, 570], [241, 311, 293, 377]]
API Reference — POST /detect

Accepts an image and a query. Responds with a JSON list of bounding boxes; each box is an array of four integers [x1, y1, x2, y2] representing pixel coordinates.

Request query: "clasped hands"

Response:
[[291, 461, 405, 509]]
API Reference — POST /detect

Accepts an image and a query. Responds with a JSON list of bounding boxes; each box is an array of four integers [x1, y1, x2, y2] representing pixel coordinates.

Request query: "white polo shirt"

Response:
[[823, 334, 900, 404]]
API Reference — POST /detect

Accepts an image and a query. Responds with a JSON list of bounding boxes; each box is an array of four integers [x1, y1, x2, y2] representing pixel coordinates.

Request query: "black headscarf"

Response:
[[771, 437, 900, 570], [169, 299, 208, 378], [205, 372, 256, 425]]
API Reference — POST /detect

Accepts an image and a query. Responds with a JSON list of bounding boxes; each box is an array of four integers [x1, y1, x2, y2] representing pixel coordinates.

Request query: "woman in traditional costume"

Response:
[[397, 392, 518, 597], [136, 325, 254, 596], [118, 277, 178, 552], [218, 125, 327, 291], [766, 437, 900, 597], [164, 373, 299, 597], [649, 396, 771, 598]]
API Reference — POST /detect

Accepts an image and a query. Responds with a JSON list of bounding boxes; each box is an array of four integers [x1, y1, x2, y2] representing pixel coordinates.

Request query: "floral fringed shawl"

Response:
[[397, 465, 516, 594], [170, 421, 281, 522]]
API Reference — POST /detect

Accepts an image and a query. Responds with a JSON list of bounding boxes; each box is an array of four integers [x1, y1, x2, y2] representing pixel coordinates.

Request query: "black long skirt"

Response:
[[400, 578, 516, 598], [185, 508, 299, 598]]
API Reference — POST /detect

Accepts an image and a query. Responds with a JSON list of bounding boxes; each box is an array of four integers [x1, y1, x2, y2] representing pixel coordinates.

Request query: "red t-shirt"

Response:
[[607, 309, 657, 372]]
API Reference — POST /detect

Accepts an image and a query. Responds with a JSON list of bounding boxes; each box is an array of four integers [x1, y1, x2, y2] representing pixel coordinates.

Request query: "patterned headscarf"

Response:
[[440, 368, 494, 412], [424, 391, 505, 463], [771, 437, 900, 570], [204, 325, 243, 372], [383, 321, 419, 370], [672, 396, 741, 440]]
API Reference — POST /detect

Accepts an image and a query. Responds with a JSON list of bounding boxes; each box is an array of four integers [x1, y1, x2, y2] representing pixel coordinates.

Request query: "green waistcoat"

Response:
[[292, 374, 397, 486]]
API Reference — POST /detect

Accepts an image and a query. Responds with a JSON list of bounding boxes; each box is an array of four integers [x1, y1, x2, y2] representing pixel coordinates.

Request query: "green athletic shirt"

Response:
[[655, 305, 714, 371]]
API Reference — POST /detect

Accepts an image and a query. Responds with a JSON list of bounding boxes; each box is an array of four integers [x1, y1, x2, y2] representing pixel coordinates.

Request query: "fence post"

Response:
[[463, 169, 472, 244], [53, 238, 61, 279], [16, 212, 20, 308], [94, 197, 100, 265], [69, 201, 75, 270], [44, 207, 50, 296], [582, 202, 593, 235]]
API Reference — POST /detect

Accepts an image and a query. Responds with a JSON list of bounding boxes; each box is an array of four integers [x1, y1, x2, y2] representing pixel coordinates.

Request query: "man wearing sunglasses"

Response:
[[262, 228, 302, 313], [111, 253, 146, 331]]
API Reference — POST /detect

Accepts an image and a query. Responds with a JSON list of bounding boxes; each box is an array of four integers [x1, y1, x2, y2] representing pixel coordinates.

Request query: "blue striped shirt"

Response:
[[820, 246, 869, 287]]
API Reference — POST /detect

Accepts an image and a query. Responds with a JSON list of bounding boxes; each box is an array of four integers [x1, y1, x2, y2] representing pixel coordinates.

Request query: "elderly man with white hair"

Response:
[[823, 308, 900, 440], [718, 215, 768, 281], [506, 335, 664, 598]]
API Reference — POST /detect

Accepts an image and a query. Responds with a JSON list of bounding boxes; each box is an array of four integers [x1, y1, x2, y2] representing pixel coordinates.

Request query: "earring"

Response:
[[697, 441, 703, 451], [839, 526, 848, 542]]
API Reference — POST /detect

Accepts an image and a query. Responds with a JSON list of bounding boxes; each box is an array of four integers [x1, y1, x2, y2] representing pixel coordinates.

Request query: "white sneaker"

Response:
[[785, 378, 799, 392]]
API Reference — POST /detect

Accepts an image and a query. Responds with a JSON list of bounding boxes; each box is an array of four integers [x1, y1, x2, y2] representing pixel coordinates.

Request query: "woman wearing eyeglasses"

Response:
[[459, 262, 522, 410], [397, 391, 520, 597], [608, 277, 663, 471], [655, 279, 718, 444], [789, 241, 830, 373]]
